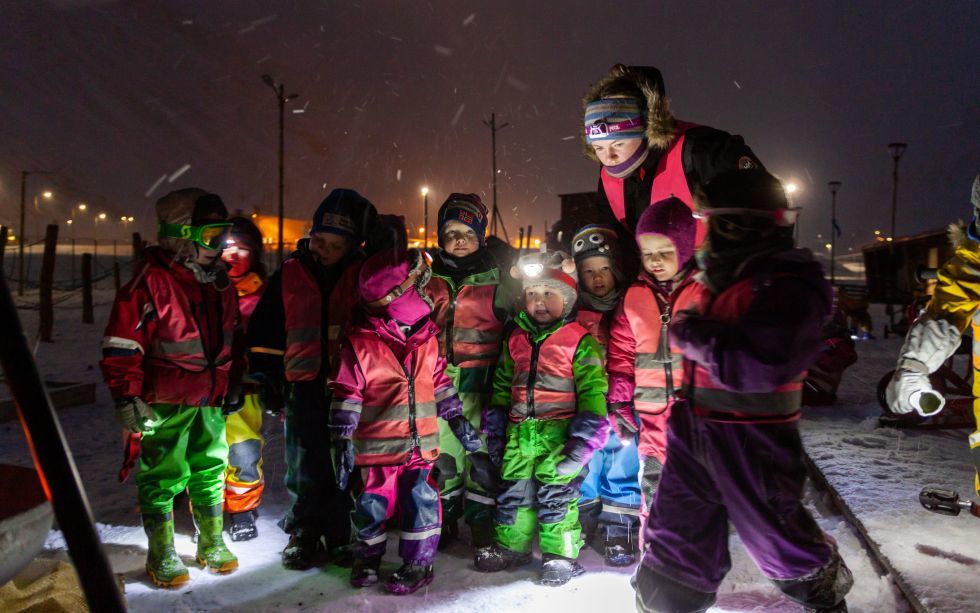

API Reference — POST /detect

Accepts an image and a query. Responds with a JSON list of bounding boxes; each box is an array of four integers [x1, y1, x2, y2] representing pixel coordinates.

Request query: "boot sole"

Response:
[[539, 564, 585, 587], [147, 567, 190, 588], [474, 554, 532, 573], [198, 556, 239, 574], [383, 574, 434, 595]]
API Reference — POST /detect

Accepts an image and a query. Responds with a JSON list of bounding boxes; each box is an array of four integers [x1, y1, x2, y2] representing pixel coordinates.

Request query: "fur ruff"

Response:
[[581, 65, 677, 162]]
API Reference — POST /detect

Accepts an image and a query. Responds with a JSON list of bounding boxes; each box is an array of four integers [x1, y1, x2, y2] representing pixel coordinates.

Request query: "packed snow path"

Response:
[[2, 293, 974, 611]]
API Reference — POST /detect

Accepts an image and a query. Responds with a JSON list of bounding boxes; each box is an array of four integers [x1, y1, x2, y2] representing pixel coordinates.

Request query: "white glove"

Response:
[[899, 314, 962, 372], [885, 366, 946, 417]]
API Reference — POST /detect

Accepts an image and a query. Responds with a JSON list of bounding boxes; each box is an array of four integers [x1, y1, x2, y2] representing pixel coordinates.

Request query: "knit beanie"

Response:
[[228, 215, 263, 253], [438, 193, 489, 246], [570, 224, 624, 286], [312, 188, 377, 241], [514, 251, 578, 320], [583, 97, 649, 179], [636, 197, 697, 270]]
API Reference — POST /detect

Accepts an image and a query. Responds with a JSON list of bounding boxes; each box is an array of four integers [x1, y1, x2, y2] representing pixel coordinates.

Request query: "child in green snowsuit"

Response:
[[474, 251, 609, 586]]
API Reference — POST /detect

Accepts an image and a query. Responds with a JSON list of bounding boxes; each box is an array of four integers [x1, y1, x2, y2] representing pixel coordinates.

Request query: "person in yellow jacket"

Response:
[[222, 216, 269, 541], [887, 175, 980, 496]]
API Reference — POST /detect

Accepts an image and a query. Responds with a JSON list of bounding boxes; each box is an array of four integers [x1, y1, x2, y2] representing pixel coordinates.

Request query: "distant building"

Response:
[[549, 191, 599, 251]]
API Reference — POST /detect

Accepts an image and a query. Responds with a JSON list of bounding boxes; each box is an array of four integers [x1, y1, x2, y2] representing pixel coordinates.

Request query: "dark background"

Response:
[[1, 0, 977, 254]]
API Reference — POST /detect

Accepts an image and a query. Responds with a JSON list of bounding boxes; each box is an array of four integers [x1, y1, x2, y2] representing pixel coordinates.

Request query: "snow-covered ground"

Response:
[[1, 294, 977, 611]]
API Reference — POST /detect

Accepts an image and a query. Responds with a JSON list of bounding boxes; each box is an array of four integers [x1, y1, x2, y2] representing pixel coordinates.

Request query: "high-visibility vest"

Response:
[[428, 276, 504, 369], [689, 277, 804, 420], [347, 327, 441, 466], [600, 121, 705, 244], [507, 322, 588, 422], [575, 308, 610, 351], [281, 257, 361, 382], [622, 278, 703, 416]]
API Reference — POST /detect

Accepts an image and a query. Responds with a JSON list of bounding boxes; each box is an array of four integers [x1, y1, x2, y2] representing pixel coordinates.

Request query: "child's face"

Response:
[[578, 256, 615, 299], [222, 240, 253, 277], [309, 231, 351, 266], [638, 234, 679, 281], [440, 220, 479, 257], [524, 285, 565, 326], [590, 139, 643, 168]]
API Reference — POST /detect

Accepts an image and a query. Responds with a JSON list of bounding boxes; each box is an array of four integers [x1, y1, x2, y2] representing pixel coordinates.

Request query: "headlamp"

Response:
[[522, 262, 544, 279]]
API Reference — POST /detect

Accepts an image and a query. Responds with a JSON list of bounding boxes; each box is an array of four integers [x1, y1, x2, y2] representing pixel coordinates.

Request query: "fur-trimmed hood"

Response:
[[581, 64, 676, 161]]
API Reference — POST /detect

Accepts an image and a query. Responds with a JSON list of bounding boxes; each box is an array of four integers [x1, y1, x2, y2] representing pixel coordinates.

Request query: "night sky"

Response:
[[1, 1, 977, 256]]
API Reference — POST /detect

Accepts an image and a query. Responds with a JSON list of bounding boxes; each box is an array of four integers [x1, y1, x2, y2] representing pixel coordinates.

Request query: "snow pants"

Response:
[[636, 453, 664, 550], [579, 428, 641, 550], [436, 364, 495, 542], [638, 405, 852, 611], [224, 393, 265, 513], [281, 380, 352, 546], [137, 403, 227, 515], [352, 449, 442, 565], [495, 418, 583, 559]]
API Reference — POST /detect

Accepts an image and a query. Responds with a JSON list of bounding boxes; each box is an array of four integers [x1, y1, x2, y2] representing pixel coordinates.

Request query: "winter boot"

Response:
[[281, 531, 327, 570], [142, 513, 190, 588], [539, 553, 585, 587], [384, 561, 434, 595], [329, 543, 355, 568], [474, 544, 533, 572], [227, 510, 258, 542], [604, 540, 637, 567], [438, 518, 459, 550], [192, 504, 239, 573], [468, 516, 496, 550], [349, 556, 382, 588]]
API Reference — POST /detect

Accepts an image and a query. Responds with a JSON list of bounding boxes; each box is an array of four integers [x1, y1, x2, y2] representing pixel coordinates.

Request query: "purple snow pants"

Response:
[[638, 404, 851, 611], [352, 449, 442, 565]]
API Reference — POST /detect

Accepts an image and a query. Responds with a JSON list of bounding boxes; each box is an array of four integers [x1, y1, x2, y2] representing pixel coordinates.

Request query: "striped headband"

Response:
[[584, 97, 645, 142]]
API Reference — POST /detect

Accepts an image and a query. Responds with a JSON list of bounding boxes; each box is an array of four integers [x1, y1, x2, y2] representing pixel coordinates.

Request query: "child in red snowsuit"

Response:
[[101, 188, 240, 587], [328, 248, 484, 595], [606, 197, 704, 550]]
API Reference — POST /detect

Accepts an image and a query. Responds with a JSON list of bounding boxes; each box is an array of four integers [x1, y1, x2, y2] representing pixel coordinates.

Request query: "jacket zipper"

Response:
[[404, 357, 420, 448], [445, 286, 458, 364], [526, 339, 542, 418]]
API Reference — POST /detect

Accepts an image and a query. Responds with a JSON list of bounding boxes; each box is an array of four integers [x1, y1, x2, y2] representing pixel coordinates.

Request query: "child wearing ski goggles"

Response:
[[158, 221, 233, 250]]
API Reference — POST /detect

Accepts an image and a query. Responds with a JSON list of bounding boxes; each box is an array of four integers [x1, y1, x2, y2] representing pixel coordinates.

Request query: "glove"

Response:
[[221, 380, 245, 416], [114, 397, 158, 433], [484, 407, 507, 466], [885, 366, 945, 417], [332, 439, 355, 490], [448, 415, 482, 453], [431, 453, 458, 490], [611, 402, 639, 438], [254, 374, 284, 416], [468, 451, 503, 494], [555, 438, 592, 476]]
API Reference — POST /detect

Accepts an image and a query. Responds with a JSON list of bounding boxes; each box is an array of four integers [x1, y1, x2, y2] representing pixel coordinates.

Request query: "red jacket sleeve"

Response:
[[100, 273, 157, 401], [328, 340, 366, 439], [605, 298, 637, 404]]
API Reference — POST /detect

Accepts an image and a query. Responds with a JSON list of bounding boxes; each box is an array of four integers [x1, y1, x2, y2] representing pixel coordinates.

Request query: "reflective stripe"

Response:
[[435, 385, 459, 402], [601, 502, 640, 517], [511, 401, 576, 418], [330, 398, 363, 415], [399, 526, 442, 541], [352, 429, 441, 457], [360, 401, 438, 423], [286, 327, 320, 343], [102, 336, 144, 354], [969, 431, 980, 449], [226, 484, 254, 495], [695, 387, 801, 415], [465, 491, 497, 506], [635, 352, 681, 369], [453, 327, 502, 344], [635, 386, 668, 404], [579, 357, 603, 367], [285, 356, 320, 374], [327, 324, 341, 340], [363, 532, 388, 546], [250, 346, 285, 356], [512, 371, 575, 392], [150, 338, 206, 356]]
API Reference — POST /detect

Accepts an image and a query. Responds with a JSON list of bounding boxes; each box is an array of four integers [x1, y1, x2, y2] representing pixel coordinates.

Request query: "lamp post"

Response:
[[421, 186, 430, 250], [888, 142, 907, 242], [261, 74, 298, 264], [69, 203, 87, 287], [94, 212, 106, 271], [828, 181, 841, 286]]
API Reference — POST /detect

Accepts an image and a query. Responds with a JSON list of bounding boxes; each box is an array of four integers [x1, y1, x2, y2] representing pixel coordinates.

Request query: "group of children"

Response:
[[101, 63, 852, 612]]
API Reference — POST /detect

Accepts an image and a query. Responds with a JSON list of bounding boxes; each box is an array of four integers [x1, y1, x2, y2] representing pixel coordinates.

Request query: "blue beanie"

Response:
[[437, 193, 489, 246], [312, 188, 376, 240]]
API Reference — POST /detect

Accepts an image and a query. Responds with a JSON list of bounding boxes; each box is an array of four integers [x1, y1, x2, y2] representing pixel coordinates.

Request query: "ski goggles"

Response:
[[158, 221, 233, 250]]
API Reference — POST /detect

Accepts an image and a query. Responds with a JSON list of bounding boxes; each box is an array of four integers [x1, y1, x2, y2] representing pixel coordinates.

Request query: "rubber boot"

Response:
[[192, 504, 239, 573], [384, 561, 435, 595], [143, 513, 190, 588]]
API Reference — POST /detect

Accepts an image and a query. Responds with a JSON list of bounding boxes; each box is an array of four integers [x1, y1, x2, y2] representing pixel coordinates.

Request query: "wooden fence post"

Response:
[[0, 225, 7, 270], [39, 224, 59, 342]]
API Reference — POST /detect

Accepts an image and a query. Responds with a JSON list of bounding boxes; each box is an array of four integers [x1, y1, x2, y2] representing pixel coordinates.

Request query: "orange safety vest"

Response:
[[508, 322, 588, 422], [427, 278, 505, 369], [600, 120, 705, 245], [281, 258, 361, 382], [347, 328, 441, 466], [688, 277, 804, 420]]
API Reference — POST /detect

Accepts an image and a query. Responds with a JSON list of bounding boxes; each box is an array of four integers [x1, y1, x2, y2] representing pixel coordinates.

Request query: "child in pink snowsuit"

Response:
[[328, 248, 483, 595]]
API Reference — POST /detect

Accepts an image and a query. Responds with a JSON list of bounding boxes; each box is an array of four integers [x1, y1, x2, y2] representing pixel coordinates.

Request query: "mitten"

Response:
[[114, 397, 158, 433], [448, 415, 482, 453], [332, 438, 355, 490]]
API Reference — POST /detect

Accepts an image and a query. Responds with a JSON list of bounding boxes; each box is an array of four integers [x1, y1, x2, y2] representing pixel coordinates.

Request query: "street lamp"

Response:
[[261, 74, 298, 263], [94, 212, 107, 269], [828, 181, 841, 286], [888, 142, 908, 241], [421, 186, 430, 250]]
